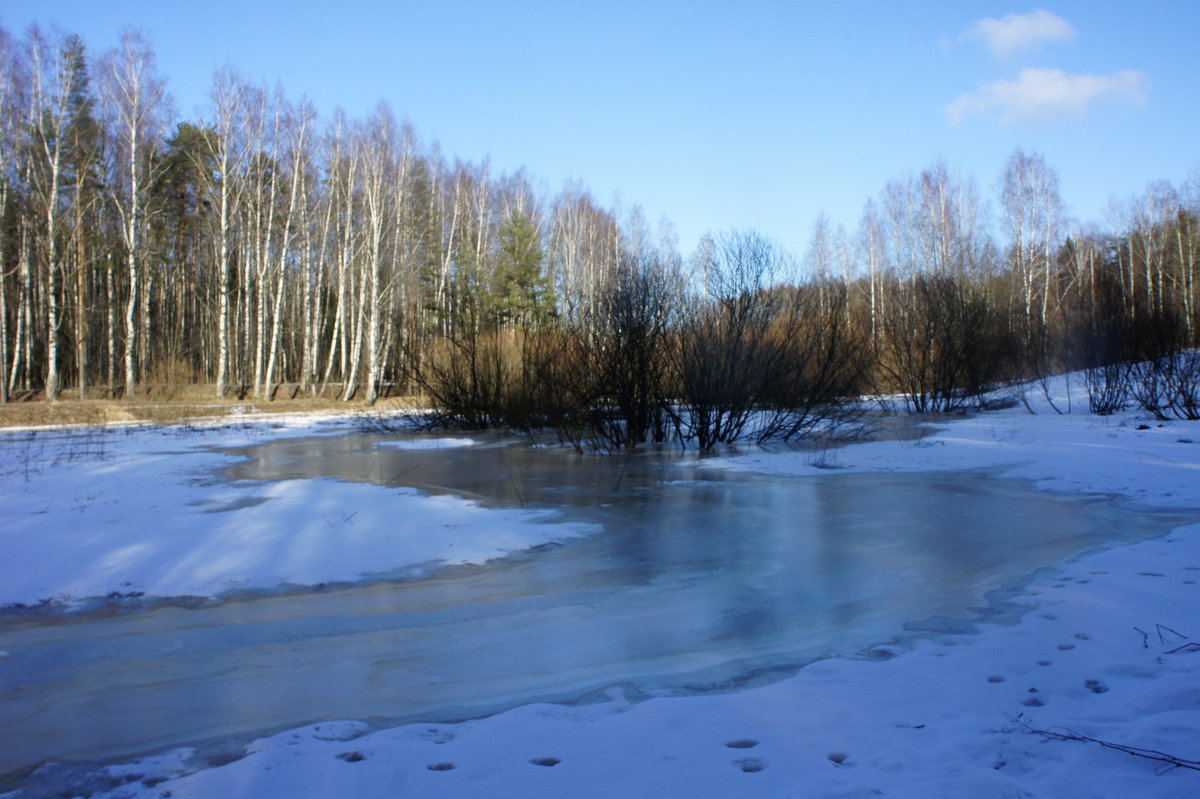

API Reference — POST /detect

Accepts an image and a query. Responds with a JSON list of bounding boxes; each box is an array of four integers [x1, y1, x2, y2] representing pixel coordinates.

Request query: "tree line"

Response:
[[1, 25, 1198, 443]]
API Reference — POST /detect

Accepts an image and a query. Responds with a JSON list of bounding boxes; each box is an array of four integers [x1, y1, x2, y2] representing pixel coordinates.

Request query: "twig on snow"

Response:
[[1164, 641, 1200, 654], [1016, 719, 1200, 774], [1135, 625, 1192, 651], [1156, 624, 1186, 644]]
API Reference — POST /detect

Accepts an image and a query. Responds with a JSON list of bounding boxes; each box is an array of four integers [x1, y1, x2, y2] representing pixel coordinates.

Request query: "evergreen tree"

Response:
[[492, 209, 554, 329], [152, 122, 218, 371], [62, 35, 102, 192], [61, 34, 103, 397]]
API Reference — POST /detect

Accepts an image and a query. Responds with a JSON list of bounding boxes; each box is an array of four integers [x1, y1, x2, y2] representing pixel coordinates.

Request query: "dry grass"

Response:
[[0, 384, 426, 430]]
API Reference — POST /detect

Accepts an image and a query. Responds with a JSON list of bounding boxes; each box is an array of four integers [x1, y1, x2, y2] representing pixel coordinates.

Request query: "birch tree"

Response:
[[206, 69, 247, 398], [318, 109, 357, 394], [24, 27, 88, 400], [0, 28, 19, 403], [1177, 175, 1200, 339], [1000, 149, 1063, 324], [1132, 181, 1178, 316], [547, 184, 619, 330], [856, 199, 887, 342], [98, 29, 169, 396], [261, 95, 316, 398], [356, 103, 397, 404]]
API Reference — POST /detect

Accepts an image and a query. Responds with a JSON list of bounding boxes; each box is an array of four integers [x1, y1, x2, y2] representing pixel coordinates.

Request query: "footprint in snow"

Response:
[[1074, 632, 1092, 641], [725, 739, 758, 749], [1036, 660, 1053, 666], [735, 757, 768, 772], [1084, 679, 1109, 694], [1057, 643, 1075, 651], [427, 762, 455, 771], [419, 726, 455, 744], [986, 675, 1006, 683], [529, 757, 561, 767]]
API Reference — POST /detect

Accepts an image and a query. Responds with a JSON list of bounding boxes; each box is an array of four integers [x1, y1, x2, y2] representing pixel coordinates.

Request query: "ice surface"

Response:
[[2, 374, 1200, 798], [2, 467, 1176, 778]]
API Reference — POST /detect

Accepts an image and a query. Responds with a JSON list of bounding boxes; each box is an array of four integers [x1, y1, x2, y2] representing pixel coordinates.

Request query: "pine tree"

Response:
[[61, 34, 103, 397], [492, 209, 554, 329], [152, 122, 217, 373]]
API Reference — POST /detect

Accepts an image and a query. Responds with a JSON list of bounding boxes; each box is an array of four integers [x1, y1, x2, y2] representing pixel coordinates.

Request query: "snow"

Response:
[[715, 401, 1200, 511], [4, 375, 1200, 798], [373, 437, 475, 450], [0, 417, 594, 607]]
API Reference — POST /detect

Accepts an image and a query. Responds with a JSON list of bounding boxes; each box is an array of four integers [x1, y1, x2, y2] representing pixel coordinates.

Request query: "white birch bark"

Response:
[[207, 70, 246, 398], [26, 28, 77, 400]]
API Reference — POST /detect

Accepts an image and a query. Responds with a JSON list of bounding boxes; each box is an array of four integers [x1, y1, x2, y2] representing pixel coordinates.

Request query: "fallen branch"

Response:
[[1134, 624, 1190, 650], [1164, 641, 1200, 655], [1017, 720, 1200, 774], [1156, 624, 1186, 645]]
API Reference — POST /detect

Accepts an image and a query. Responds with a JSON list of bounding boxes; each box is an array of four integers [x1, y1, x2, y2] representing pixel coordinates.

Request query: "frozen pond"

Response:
[[0, 433, 1191, 782]]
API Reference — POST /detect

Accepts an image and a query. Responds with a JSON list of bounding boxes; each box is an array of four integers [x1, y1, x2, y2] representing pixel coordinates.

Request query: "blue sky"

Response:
[[3, 1, 1196, 257]]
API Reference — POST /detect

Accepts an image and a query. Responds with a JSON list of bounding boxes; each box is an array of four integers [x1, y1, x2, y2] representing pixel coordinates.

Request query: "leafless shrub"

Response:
[[751, 283, 869, 443], [1166, 349, 1200, 420], [1127, 308, 1200, 420], [551, 252, 679, 450], [670, 232, 865, 449], [670, 232, 796, 448], [411, 328, 577, 433], [1060, 270, 1132, 415], [877, 274, 1014, 413]]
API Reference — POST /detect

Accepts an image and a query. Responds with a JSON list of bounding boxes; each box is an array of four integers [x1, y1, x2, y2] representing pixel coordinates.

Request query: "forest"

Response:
[[1, 25, 1198, 447]]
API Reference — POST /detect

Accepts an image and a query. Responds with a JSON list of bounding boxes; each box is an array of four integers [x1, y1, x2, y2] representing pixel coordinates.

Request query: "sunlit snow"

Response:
[[1, 377, 1198, 799]]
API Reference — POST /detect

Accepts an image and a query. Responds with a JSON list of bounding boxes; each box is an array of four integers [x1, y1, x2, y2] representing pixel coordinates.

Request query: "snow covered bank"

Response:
[[0, 417, 593, 607], [7, 376, 1200, 798], [711, 379, 1200, 511], [87, 530, 1200, 799]]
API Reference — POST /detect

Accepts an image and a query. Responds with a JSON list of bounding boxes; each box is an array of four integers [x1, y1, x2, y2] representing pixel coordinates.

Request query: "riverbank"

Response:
[[0, 417, 591, 608], [0, 384, 427, 431], [87, 531, 1200, 799], [2, 375, 1199, 798]]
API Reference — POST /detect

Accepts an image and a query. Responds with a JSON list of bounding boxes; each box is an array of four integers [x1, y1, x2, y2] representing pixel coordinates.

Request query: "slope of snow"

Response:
[[713, 376, 1200, 510]]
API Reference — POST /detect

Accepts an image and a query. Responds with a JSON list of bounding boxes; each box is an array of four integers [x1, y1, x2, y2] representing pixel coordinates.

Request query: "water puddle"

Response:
[[0, 433, 1193, 784]]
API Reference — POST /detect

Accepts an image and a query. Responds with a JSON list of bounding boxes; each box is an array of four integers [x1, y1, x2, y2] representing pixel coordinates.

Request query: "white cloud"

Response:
[[965, 9, 1075, 58], [945, 67, 1148, 125]]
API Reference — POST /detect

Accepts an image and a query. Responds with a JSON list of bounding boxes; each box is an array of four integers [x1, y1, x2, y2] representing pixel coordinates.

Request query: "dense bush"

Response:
[[411, 233, 869, 450]]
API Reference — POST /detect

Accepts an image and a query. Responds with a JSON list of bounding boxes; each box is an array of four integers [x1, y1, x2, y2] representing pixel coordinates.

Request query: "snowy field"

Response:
[[2, 377, 1200, 798]]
